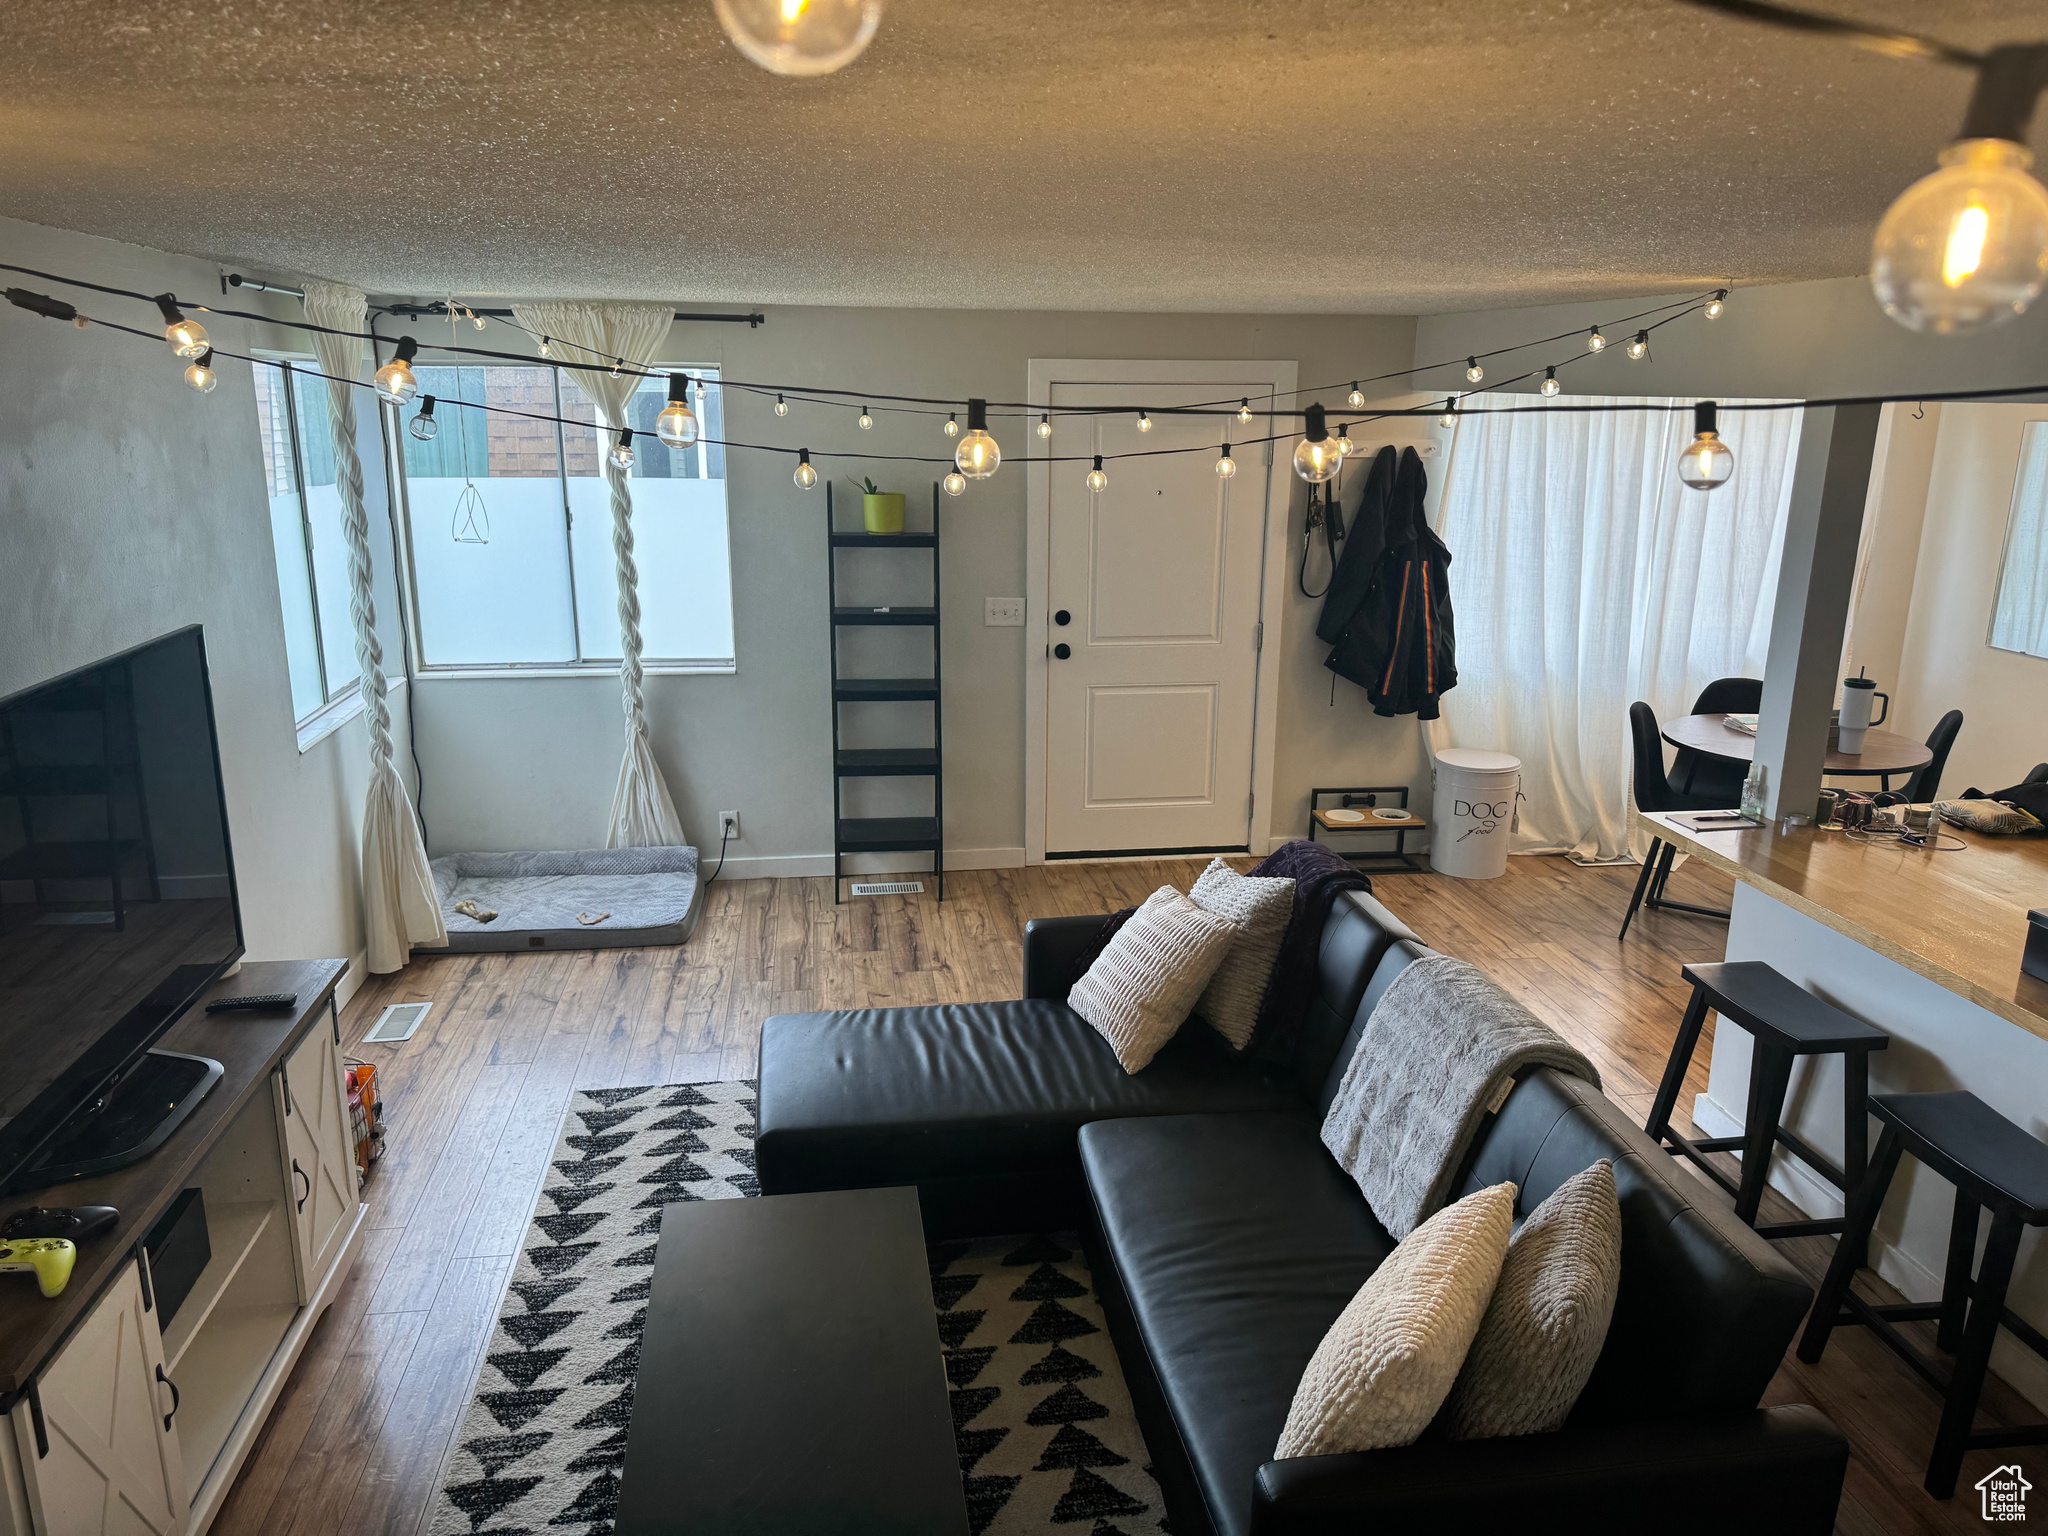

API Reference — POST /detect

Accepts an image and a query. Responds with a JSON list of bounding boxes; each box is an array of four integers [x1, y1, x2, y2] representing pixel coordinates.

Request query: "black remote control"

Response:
[[206, 993, 298, 1013]]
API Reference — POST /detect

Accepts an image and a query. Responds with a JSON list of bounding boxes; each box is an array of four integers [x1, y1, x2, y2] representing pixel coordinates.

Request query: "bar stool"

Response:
[[1644, 961, 1889, 1245], [1798, 1091, 2048, 1498]]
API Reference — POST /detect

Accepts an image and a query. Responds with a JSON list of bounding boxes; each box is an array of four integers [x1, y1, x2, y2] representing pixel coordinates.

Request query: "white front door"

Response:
[[1043, 377, 1278, 854]]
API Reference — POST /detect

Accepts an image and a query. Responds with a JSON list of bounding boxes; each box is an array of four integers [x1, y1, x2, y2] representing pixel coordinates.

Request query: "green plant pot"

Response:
[[863, 493, 906, 534]]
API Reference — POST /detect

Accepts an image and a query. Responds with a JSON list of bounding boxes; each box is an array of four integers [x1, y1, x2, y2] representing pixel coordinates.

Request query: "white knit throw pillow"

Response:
[[1068, 886, 1236, 1074], [1275, 1183, 1514, 1458], [1443, 1159, 1622, 1440], [1187, 858, 1294, 1049]]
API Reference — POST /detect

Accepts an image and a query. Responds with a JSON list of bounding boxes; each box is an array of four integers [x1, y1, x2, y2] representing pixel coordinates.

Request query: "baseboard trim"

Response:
[[705, 847, 1029, 880], [1692, 1090, 2048, 1413]]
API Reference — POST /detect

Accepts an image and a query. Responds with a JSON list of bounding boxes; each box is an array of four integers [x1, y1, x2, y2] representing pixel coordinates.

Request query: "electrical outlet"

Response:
[[985, 597, 1025, 627], [718, 811, 741, 842]]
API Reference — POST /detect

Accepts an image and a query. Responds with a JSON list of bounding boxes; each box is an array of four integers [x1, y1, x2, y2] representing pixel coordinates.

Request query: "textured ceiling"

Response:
[[1, 1, 2043, 313]]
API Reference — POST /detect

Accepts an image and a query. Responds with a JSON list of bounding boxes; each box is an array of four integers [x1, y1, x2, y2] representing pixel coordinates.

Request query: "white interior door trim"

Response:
[[1026, 357, 1299, 863]]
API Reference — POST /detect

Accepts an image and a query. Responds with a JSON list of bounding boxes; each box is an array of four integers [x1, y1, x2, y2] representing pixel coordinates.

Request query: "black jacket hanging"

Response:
[[1315, 445, 1396, 645], [1323, 446, 1458, 719]]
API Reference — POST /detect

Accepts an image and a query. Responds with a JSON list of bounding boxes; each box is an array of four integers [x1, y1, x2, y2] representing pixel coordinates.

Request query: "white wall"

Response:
[[401, 308, 1422, 872], [0, 215, 413, 997]]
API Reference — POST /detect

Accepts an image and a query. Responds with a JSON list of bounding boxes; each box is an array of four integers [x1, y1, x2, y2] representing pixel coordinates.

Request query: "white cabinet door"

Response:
[[272, 1010, 360, 1298], [7, 1261, 187, 1536]]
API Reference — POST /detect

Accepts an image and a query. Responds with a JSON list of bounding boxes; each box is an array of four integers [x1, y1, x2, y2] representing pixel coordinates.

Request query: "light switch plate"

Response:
[[985, 597, 1025, 627]]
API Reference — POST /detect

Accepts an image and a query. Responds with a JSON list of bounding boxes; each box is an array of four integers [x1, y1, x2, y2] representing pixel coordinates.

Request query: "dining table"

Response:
[[1661, 712, 1933, 792]]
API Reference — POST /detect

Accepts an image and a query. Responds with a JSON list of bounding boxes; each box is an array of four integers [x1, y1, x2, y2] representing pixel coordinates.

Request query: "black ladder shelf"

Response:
[[827, 482, 943, 901]]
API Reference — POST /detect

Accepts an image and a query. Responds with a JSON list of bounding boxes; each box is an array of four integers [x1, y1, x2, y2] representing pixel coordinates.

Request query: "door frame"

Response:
[[1025, 357, 1300, 862]]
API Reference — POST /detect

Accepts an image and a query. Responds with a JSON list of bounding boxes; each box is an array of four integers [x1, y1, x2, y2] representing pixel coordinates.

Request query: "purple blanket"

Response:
[[1065, 841, 1374, 1062]]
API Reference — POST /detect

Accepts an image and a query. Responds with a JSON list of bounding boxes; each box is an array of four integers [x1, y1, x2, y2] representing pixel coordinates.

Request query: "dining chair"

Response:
[[1619, 701, 1736, 940], [1897, 710, 1963, 802], [1671, 676, 1762, 803]]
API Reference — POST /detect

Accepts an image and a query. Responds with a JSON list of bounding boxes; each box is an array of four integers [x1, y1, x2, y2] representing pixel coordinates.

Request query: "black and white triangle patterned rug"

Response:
[[428, 1082, 1170, 1536]]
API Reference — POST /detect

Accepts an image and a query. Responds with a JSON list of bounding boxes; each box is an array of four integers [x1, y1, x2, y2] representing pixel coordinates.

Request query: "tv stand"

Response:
[[6, 1050, 225, 1194]]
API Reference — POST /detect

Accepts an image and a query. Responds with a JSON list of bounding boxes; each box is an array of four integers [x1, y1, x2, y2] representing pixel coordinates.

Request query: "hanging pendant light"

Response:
[[183, 348, 218, 393], [774, 393, 790, 416], [1086, 455, 1108, 492], [656, 373, 700, 448], [1627, 331, 1650, 361], [858, 406, 874, 430], [609, 428, 636, 471], [943, 469, 967, 496], [954, 397, 1001, 479], [155, 294, 209, 359], [1037, 413, 1052, 439], [794, 448, 818, 488], [374, 337, 421, 405], [714, 0, 883, 77], [1215, 442, 1237, 479], [943, 411, 959, 438], [1677, 402, 1735, 491], [1465, 356, 1484, 384], [1540, 367, 1561, 397], [409, 394, 440, 440], [1292, 404, 1342, 484]]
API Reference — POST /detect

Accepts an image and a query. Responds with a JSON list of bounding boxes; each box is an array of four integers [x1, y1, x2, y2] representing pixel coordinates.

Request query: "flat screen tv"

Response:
[[0, 627, 242, 1194]]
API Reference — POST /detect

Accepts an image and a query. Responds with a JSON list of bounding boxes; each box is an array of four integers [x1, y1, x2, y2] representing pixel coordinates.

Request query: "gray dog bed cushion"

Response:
[[424, 847, 702, 952]]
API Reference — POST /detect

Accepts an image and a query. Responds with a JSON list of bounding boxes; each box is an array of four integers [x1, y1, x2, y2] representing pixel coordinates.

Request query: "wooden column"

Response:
[[1754, 403, 1882, 821]]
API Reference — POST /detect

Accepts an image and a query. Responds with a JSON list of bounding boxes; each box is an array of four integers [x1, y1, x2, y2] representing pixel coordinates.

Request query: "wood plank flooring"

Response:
[[210, 855, 2040, 1536]]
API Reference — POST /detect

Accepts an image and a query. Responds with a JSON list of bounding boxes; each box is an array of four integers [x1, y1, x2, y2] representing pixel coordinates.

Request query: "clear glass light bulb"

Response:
[[1238, 399, 1253, 423], [1215, 450, 1237, 480], [714, 0, 882, 77], [1347, 385, 1365, 408], [538, 337, 553, 358], [1678, 432, 1735, 491], [1037, 414, 1052, 439], [656, 401, 699, 448], [943, 470, 967, 496], [1336, 430, 1356, 457], [1292, 436, 1343, 484], [409, 411, 438, 442], [1587, 328, 1606, 353], [183, 359, 217, 393], [165, 317, 209, 359], [943, 413, 959, 437], [1438, 406, 1456, 428], [1626, 332, 1649, 361], [610, 438, 636, 471], [774, 394, 790, 417], [1703, 293, 1726, 320], [1136, 411, 1152, 433], [794, 457, 818, 489], [858, 409, 874, 430], [374, 357, 419, 406], [472, 312, 487, 330], [1086, 457, 1108, 492], [1540, 369, 1561, 397], [1465, 357, 1484, 384], [1872, 139, 2048, 333], [955, 430, 1000, 479]]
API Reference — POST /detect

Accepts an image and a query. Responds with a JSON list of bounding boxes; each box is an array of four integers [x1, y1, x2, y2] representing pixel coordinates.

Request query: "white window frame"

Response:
[[385, 363, 738, 680]]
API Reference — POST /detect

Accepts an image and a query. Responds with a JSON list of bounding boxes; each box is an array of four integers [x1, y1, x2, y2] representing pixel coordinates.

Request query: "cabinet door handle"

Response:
[[155, 1365, 180, 1433], [293, 1159, 310, 1213]]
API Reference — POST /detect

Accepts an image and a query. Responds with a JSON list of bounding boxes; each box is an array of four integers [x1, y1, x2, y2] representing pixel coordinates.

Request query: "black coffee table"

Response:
[[615, 1185, 968, 1535]]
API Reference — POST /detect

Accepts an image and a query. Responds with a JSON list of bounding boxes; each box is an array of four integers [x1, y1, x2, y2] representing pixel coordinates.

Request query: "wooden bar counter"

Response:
[[1637, 809, 2048, 1043]]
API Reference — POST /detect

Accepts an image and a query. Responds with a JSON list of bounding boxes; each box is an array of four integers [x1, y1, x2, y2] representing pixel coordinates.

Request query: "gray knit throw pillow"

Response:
[[1187, 858, 1294, 1050]]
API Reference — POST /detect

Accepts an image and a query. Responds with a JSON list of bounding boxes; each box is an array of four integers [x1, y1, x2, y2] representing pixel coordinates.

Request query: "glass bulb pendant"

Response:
[[1347, 383, 1365, 408], [1465, 357, 1484, 384], [1704, 290, 1727, 320], [794, 448, 818, 489], [1873, 139, 2048, 333], [943, 470, 967, 496], [374, 337, 421, 406], [1215, 444, 1237, 480], [1037, 414, 1052, 440], [858, 408, 874, 430], [539, 337, 553, 358], [713, 0, 882, 77], [954, 397, 1000, 479], [1627, 331, 1650, 361], [1086, 455, 1108, 492], [1587, 327, 1607, 353], [610, 428, 636, 471], [1438, 398, 1457, 429], [183, 349, 217, 393], [656, 374, 700, 448], [1136, 410, 1152, 433], [943, 411, 959, 438], [1237, 399, 1253, 424], [774, 393, 790, 417], [409, 395, 440, 441], [155, 295, 209, 359], [1292, 404, 1342, 485], [1540, 367, 1561, 398], [1336, 426, 1356, 458], [1677, 402, 1735, 491]]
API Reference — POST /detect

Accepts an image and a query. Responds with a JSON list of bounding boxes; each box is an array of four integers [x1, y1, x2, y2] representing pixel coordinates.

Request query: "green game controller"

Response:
[[0, 1238, 76, 1298]]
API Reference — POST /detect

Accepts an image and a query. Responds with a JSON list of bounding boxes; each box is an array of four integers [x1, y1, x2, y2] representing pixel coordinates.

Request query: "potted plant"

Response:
[[854, 475, 905, 535]]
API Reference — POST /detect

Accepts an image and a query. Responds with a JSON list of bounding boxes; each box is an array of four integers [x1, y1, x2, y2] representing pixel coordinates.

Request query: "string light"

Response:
[[1627, 331, 1651, 360], [1465, 357, 1484, 384], [1438, 398, 1457, 429], [943, 411, 959, 438], [713, 0, 882, 77], [954, 397, 1001, 479], [794, 448, 818, 489], [1703, 290, 1727, 320], [1540, 367, 1561, 397], [1086, 455, 1108, 492], [774, 393, 789, 416], [1347, 383, 1365, 407], [1136, 410, 1153, 433], [539, 336, 553, 358], [1238, 399, 1253, 423], [1292, 404, 1343, 484], [656, 373, 700, 448], [373, 337, 421, 405], [183, 348, 217, 393], [409, 394, 440, 441], [1037, 413, 1052, 439], [1678, 401, 1735, 491], [1586, 326, 1607, 353], [1215, 443, 1237, 479], [1874, 137, 2048, 333], [609, 428, 636, 471], [943, 469, 967, 496], [858, 406, 874, 430], [1336, 423, 1357, 457], [155, 295, 208, 359]]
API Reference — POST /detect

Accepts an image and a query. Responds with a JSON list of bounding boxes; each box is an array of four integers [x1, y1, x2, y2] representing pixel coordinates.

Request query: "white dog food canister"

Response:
[[1432, 747, 1522, 880]]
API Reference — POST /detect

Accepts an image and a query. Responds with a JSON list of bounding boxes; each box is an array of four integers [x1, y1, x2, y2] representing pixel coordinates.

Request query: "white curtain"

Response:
[[1434, 393, 1803, 861], [510, 301, 688, 848], [299, 280, 448, 972]]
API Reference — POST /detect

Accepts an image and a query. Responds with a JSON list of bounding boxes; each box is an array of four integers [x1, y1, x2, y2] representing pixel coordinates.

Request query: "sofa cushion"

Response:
[[1079, 1112, 1396, 1536], [1069, 886, 1238, 1071], [756, 1001, 1301, 1198], [1188, 859, 1295, 1049]]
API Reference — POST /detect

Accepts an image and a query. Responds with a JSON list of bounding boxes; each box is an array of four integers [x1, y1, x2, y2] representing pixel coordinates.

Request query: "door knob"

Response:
[[1054, 609, 1071, 626], [1053, 643, 1072, 660]]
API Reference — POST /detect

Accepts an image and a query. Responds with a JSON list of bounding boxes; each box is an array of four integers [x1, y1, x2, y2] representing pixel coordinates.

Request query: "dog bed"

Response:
[[422, 847, 703, 953]]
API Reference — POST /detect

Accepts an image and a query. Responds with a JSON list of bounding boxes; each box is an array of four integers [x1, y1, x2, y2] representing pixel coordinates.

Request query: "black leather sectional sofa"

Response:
[[757, 889, 1849, 1535]]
